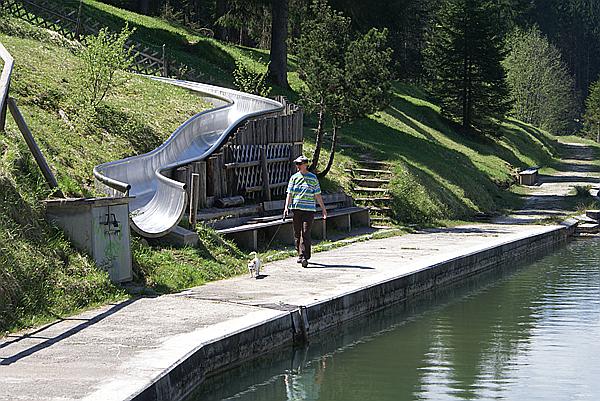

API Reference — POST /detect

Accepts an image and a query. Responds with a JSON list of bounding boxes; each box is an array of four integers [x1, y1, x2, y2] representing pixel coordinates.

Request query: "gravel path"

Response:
[[495, 141, 600, 224]]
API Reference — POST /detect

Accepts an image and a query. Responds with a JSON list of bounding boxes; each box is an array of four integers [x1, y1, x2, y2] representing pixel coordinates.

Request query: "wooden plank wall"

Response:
[[182, 97, 303, 214]]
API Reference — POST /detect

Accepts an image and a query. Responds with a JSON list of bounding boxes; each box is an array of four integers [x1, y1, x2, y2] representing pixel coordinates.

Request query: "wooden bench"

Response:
[[519, 166, 539, 186], [217, 193, 370, 250]]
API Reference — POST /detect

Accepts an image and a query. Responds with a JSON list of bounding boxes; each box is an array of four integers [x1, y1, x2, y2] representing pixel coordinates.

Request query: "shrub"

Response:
[[232, 59, 271, 97], [73, 25, 135, 109]]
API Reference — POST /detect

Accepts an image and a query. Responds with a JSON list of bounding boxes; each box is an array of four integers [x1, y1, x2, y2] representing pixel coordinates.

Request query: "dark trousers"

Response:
[[292, 209, 314, 260]]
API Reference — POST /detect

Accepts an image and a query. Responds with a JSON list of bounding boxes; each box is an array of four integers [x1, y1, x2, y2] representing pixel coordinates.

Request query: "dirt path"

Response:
[[496, 141, 600, 224]]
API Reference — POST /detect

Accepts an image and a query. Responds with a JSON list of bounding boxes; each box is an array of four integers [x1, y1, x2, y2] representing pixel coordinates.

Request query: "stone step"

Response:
[[371, 223, 393, 230], [351, 178, 390, 188], [163, 226, 199, 247], [574, 214, 597, 224], [576, 223, 600, 234], [370, 215, 393, 222], [358, 160, 392, 168], [353, 186, 389, 193], [352, 168, 393, 176], [585, 210, 600, 221], [355, 196, 392, 203], [367, 206, 393, 212]]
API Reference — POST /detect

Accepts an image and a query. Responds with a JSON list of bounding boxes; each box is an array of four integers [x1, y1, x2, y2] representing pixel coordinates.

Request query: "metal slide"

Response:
[[93, 77, 284, 237]]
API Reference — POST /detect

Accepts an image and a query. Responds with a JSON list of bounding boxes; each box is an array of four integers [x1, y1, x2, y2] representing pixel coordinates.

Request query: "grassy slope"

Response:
[[0, 19, 214, 331], [61, 0, 304, 96], [326, 84, 559, 224], [0, 5, 582, 332]]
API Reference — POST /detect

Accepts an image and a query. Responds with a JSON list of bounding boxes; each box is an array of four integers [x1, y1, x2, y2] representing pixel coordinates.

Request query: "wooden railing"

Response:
[[0, 40, 63, 196], [0, 0, 167, 76], [0, 42, 14, 132]]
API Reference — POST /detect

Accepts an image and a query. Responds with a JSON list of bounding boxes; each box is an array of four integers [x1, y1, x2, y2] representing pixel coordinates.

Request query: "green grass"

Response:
[[0, 9, 577, 333], [306, 82, 557, 224], [0, 19, 211, 332]]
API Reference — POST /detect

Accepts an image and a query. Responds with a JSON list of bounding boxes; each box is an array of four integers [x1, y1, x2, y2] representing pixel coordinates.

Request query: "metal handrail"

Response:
[[0, 42, 14, 131]]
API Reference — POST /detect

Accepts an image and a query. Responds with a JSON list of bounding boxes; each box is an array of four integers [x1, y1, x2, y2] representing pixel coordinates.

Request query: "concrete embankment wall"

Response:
[[133, 222, 575, 401]]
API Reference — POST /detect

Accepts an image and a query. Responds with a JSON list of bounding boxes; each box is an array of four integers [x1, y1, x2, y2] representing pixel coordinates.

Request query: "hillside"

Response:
[[0, 10, 580, 333]]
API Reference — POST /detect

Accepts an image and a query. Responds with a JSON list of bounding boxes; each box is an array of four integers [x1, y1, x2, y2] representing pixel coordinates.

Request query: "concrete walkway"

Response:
[[0, 224, 564, 401], [0, 141, 596, 401]]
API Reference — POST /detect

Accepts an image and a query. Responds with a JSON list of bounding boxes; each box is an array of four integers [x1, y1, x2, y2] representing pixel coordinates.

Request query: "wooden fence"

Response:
[[176, 98, 303, 214], [0, 0, 167, 76]]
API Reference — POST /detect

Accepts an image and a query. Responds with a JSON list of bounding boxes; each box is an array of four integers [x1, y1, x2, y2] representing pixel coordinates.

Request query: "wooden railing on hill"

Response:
[[0, 41, 63, 196], [0, 0, 167, 76]]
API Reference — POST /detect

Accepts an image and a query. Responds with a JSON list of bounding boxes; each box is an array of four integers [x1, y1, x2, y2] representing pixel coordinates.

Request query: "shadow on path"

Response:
[[0, 299, 137, 366], [307, 262, 374, 270]]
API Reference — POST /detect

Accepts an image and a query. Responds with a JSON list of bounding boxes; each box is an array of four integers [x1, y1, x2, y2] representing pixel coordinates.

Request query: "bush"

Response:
[[232, 59, 271, 97], [73, 25, 135, 109]]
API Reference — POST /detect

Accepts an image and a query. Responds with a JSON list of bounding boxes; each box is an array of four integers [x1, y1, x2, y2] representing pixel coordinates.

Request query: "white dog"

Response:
[[247, 251, 261, 278]]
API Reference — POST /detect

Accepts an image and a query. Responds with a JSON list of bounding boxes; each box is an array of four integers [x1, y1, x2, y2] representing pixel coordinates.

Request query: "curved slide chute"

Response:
[[93, 77, 284, 237]]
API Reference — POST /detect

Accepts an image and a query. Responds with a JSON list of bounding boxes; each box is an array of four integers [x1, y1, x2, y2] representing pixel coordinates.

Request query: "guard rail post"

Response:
[[162, 44, 168, 77], [0, 83, 7, 132], [75, 0, 83, 39], [0, 42, 13, 132]]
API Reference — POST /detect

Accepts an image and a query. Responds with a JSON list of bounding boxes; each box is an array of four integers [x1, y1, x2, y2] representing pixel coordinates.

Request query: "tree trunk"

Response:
[[137, 0, 150, 14], [309, 103, 325, 172], [318, 122, 338, 178], [462, 52, 469, 129], [268, 0, 289, 88], [215, 0, 229, 41]]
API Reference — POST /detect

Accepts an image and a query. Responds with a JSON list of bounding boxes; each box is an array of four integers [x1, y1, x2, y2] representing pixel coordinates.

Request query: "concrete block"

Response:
[[44, 197, 133, 283], [585, 210, 600, 221], [264, 222, 295, 246], [351, 209, 371, 227], [312, 219, 327, 239], [228, 229, 258, 250], [576, 223, 600, 234], [327, 213, 351, 234], [163, 226, 199, 247]]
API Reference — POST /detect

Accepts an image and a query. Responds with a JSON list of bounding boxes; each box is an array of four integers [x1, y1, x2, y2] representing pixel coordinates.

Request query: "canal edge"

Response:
[[103, 220, 578, 401]]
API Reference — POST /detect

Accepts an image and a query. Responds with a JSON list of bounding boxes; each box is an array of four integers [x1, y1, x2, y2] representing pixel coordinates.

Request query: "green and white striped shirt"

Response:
[[287, 171, 321, 212]]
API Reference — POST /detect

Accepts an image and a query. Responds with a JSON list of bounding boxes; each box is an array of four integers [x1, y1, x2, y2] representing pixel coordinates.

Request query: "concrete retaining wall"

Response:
[[303, 222, 574, 335], [131, 222, 575, 401]]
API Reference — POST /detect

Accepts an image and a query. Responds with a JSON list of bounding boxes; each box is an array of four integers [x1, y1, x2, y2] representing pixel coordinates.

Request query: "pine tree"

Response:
[[584, 80, 600, 141], [424, 0, 510, 133], [297, 0, 392, 176]]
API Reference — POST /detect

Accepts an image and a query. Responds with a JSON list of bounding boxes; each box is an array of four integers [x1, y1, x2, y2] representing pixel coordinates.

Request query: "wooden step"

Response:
[[370, 215, 393, 222], [576, 223, 600, 234], [353, 186, 389, 193], [351, 178, 390, 188]]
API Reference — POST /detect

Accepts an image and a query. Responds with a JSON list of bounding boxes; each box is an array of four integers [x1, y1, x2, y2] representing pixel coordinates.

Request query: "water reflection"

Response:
[[188, 238, 600, 401]]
